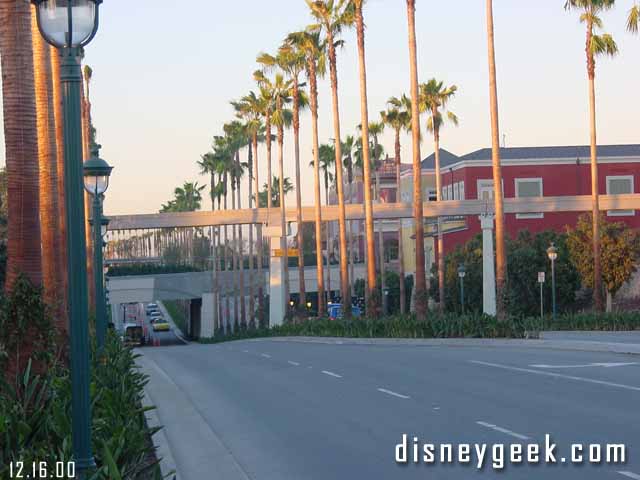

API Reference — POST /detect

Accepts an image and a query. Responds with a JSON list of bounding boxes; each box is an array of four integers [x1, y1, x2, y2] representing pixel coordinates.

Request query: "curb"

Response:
[[251, 336, 640, 356], [157, 301, 190, 345], [136, 358, 178, 479]]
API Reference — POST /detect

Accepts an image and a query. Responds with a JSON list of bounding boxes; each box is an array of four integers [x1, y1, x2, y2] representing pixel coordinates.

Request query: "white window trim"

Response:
[[607, 175, 635, 217], [515, 177, 544, 219], [477, 179, 503, 200]]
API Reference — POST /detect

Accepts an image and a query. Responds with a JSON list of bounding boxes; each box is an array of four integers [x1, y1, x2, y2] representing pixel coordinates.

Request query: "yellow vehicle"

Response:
[[151, 318, 171, 332]]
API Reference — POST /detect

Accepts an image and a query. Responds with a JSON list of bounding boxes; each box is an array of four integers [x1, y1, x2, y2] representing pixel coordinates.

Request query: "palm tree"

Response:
[[231, 92, 267, 327], [381, 95, 412, 314], [351, 0, 379, 317], [258, 44, 310, 311], [406, 0, 427, 319], [286, 30, 327, 316], [341, 135, 356, 281], [628, 2, 639, 33], [307, 0, 354, 315], [51, 46, 68, 313], [258, 176, 294, 207], [315, 143, 336, 301], [419, 79, 459, 314], [565, 0, 617, 313], [485, 0, 508, 320], [31, 7, 62, 312], [0, 0, 42, 290]]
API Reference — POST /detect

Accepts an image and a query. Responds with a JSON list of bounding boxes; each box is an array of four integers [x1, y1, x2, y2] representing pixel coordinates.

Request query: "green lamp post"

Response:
[[85, 147, 113, 351], [31, 1, 104, 477]]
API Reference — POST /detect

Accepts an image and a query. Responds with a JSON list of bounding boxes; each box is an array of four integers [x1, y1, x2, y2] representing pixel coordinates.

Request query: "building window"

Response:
[[515, 178, 544, 219], [607, 175, 635, 216], [477, 179, 494, 201], [427, 189, 437, 202], [459, 181, 465, 200], [453, 182, 460, 200], [446, 184, 453, 201]]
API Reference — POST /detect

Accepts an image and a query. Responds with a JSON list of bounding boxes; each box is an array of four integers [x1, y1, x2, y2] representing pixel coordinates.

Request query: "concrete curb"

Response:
[[136, 357, 178, 479], [251, 336, 640, 356]]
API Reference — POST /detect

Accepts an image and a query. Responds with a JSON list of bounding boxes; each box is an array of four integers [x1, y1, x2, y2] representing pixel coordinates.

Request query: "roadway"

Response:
[[124, 302, 186, 347], [139, 338, 640, 480]]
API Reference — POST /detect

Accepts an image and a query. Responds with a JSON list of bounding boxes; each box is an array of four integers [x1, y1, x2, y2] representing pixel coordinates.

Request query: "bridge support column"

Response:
[[480, 214, 497, 316], [267, 227, 287, 327], [201, 293, 215, 338]]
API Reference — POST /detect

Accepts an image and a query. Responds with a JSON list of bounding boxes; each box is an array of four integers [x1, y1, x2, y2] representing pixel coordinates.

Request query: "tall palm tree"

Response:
[[406, 0, 427, 319], [565, 0, 617, 313], [0, 0, 42, 290], [31, 7, 61, 312], [258, 44, 310, 312], [314, 143, 336, 300], [485, 0, 508, 320], [286, 30, 327, 316], [307, 0, 355, 315], [341, 135, 356, 281], [352, 0, 378, 316], [628, 2, 639, 33], [258, 176, 294, 207], [50, 46, 68, 313], [381, 95, 412, 314], [419, 79, 459, 314], [232, 92, 267, 327], [81, 63, 94, 311]]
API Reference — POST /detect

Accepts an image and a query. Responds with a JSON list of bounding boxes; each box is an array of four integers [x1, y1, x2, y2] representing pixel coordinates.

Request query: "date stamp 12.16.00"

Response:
[[8, 461, 76, 479]]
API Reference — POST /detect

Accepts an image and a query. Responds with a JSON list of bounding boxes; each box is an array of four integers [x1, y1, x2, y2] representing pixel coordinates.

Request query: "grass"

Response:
[[162, 300, 188, 335]]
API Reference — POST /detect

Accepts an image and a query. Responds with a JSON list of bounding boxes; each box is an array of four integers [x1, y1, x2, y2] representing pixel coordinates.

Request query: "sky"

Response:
[[1, 1, 639, 216]]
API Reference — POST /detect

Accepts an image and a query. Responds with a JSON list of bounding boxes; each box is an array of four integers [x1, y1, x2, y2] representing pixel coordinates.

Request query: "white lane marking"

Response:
[[433, 407, 441, 411], [471, 360, 640, 393], [619, 472, 640, 479], [242, 350, 249, 353], [377, 388, 411, 399], [530, 362, 638, 369], [476, 421, 530, 441], [261, 353, 271, 359], [321, 370, 342, 378], [288, 361, 300, 366]]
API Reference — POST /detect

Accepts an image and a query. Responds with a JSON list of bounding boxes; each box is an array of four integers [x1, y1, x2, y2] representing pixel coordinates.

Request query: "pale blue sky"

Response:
[[1, 1, 638, 215]]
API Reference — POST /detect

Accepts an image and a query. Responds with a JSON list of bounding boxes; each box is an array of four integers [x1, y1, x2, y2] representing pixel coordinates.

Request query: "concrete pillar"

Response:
[[480, 214, 497, 316], [112, 303, 122, 332], [266, 225, 287, 327], [201, 293, 215, 338]]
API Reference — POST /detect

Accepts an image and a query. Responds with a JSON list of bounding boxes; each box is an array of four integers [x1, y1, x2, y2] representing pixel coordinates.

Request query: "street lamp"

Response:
[[31, 1, 103, 477], [85, 145, 112, 352], [547, 242, 558, 322], [458, 264, 466, 314]]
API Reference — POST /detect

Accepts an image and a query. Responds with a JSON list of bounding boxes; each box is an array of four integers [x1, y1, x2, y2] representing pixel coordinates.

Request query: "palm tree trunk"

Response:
[[51, 47, 68, 317], [293, 82, 306, 310], [32, 9, 61, 315], [406, 0, 427, 319], [376, 172, 386, 313], [309, 61, 325, 317], [253, 133, 264, 327], [326, 31, 351, 316], [247, 141, 255, 328], [80, 78, 95, 312], [1, 0, 42, 290], [277, 114, 290, 318], [223, 175, 230, 333], [231, 164, 239, 331], [325, 177, 331, 302], [266, 112, 273, 211], [395, 128, 406, 314], [486, 0, 507, 321], [237, 163, 246, 329], [355, 2, 378, 317], [434, 131, 445, 314], [586, 22, 603, 312]]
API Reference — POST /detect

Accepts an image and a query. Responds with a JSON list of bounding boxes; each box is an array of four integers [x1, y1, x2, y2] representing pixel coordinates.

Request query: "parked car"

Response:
[[145, 303, 158, 313]]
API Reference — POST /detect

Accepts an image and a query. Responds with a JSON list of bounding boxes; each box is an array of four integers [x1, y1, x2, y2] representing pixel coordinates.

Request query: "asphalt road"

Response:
[[140, 339, 640, 480], [124, 302, 186, 347]]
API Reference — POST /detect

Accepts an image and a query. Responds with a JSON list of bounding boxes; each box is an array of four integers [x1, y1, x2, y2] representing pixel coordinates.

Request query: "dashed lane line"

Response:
[[321, 370, 342, 378], [261, 353, 272, 359], [476, 421, 530, 441], [619, 472, 640, 480], [377, 388, 411, 399], [288, 361, 300, 366]]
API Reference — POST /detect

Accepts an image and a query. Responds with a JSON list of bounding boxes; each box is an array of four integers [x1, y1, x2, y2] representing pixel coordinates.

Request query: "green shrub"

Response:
[[107, 263, 203, 277]]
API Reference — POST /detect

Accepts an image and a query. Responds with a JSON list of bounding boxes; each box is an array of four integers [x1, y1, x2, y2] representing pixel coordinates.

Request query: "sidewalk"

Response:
[[256, 332, 640, 356]]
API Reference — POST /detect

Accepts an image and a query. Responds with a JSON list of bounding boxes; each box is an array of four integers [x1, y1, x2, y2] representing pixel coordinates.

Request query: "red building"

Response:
[[434, 144, 640, 253]]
